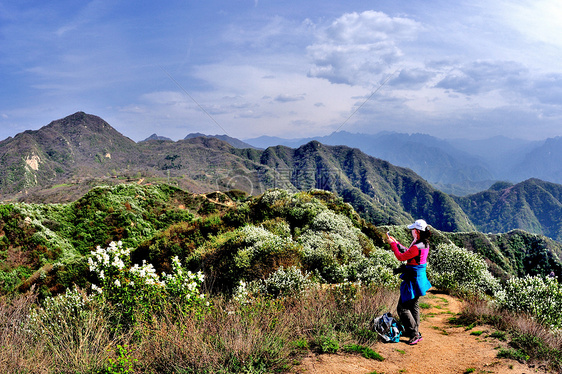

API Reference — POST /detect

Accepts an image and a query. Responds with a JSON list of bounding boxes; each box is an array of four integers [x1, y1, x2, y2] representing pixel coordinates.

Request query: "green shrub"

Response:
[[101, 344, 138, 374], [292, 338, 309, 350], [497, 348, 529, 362], [428, 243, 501, 296], [0, 270, 20, 294], [489, 331, 507, 341], [343, 344, 384, 361], [317, 333, 339, 353], [508, 331, 562, 368]]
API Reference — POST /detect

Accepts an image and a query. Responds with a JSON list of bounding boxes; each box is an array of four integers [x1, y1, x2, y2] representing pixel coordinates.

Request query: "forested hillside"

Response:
[[455, 179, 562, 240], [1, 184, 560, 297]]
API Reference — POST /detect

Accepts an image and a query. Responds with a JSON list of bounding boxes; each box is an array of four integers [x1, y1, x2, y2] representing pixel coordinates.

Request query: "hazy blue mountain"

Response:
[[507, 137, 562, 184], [242, 135, 314, 149], [447, 136, 541, 179]]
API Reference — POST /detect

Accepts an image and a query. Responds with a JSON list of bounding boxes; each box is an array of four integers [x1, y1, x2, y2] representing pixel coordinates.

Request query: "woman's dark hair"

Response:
[[416, 228, 431, 246]]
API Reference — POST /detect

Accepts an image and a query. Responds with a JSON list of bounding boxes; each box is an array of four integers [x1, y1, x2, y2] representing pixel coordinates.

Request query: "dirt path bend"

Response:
[[292, 290, 546, 374]]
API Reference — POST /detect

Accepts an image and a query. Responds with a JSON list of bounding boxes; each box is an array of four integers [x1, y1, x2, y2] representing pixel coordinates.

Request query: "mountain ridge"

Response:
[[245, 131, 562, 195], [3, 111, 562, 240]]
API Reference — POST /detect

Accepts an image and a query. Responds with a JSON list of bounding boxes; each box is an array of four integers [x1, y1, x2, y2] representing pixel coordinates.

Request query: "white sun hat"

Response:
[[408, 219, 428, 231]]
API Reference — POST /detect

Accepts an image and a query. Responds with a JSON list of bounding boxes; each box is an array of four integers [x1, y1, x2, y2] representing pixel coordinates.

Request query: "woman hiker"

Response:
[[385, 219, 432, 345]]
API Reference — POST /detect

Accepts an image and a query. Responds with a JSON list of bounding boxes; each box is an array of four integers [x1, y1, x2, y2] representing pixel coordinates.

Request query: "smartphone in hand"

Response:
[[386, 231, 395, 243]]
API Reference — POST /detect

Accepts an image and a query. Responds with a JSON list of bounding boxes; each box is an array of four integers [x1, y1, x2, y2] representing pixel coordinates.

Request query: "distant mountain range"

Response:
[[244, 132, 556, 195], [3, 112, 562, 240]]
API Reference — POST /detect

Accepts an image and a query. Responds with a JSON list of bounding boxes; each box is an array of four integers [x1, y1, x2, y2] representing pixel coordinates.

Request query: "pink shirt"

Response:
[[390, 241, 429, 266]]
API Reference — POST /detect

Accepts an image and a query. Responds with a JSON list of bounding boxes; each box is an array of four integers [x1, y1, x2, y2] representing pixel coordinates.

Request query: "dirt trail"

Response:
[[292, 290, 546, 374]]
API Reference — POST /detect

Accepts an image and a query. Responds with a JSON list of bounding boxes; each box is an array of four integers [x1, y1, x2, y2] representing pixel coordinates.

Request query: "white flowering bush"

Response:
[[11, 203, 77, 260], [259, 189, 290, 206], [351, 247, 401, 288], [298, 211, 366, 283], [29, 286, 94, 336], [310, 210, 356, 236], [232, 225, 301, 279], [26, 286, 116, 372], [261, 266, 314, 298], [494, 275, 562, 328], [242, 224, 275, 242], [89, 241, 209, 327], [232, 266, 314, 301], [428, 243, 501, 296]]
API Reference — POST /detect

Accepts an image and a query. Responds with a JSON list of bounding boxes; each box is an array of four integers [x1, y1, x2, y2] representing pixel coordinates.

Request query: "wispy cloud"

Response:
[[275, 94, 306, 103]]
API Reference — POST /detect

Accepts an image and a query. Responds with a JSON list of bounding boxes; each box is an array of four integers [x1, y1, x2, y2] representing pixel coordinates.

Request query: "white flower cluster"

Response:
[[88, 241, 129, 273], [299, 228, 365, 282], [233, 280, 250, 304], [130, 260, 161, 286], [310, 210, 357, 237], [240, 225, 277, 245], [354, 261, 401, 288], [28, 286, 92, 336], [164, 256, 206, 299], [494, 274, 562, 328], [88, 242, 207, 307], [234, 225, 296, 270], [12, 203, 76, 257]]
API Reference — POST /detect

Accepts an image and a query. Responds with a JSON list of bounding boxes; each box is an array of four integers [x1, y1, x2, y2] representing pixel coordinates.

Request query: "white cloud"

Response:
[[435, 60, 528, 95], [389, 68, 435, 89], [307, 11, 422, 86]]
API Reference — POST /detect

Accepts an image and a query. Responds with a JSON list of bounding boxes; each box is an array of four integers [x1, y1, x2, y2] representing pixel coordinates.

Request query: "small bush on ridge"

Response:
[[428, 243, 501, 296]]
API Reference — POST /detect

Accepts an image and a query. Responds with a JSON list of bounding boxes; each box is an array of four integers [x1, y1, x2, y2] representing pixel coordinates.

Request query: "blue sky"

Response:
[[1, 0, 562, 142]]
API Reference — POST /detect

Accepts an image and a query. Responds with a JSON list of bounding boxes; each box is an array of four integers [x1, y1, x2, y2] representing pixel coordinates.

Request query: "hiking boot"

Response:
[[408, 332, 423, 345]]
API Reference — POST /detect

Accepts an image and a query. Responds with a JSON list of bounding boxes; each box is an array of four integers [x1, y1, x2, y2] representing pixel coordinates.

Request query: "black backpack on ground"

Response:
[[372, 312, 403, 343]]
